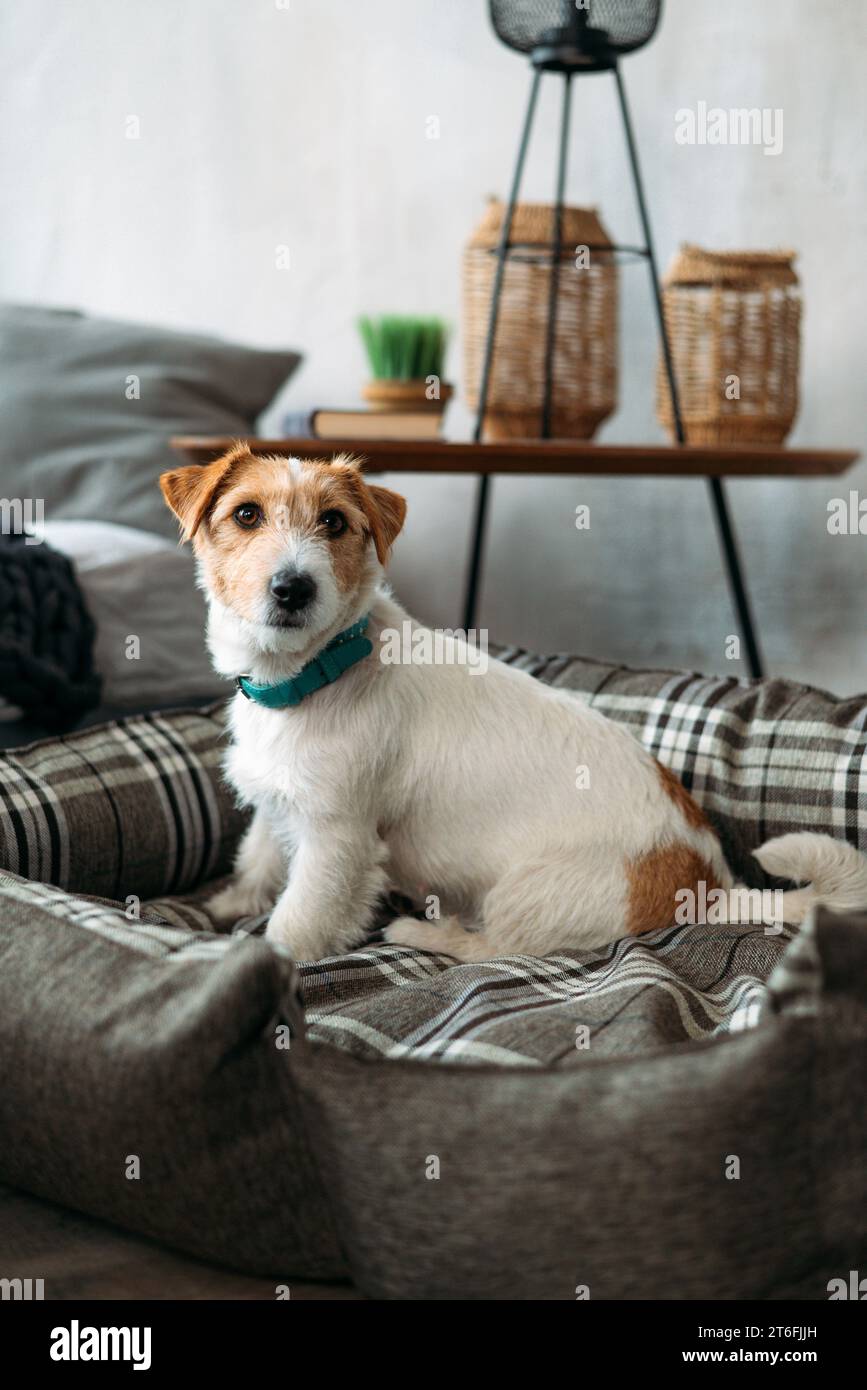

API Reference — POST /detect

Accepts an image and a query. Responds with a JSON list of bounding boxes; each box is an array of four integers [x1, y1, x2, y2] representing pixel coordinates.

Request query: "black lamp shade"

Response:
[[488, 0, 662, 65]]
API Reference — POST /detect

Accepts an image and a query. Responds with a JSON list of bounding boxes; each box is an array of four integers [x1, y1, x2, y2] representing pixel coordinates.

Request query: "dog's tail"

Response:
[[734, 832, 867, 927]]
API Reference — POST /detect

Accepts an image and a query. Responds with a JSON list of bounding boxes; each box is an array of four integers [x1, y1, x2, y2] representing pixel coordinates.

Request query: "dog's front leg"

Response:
[[207, 804, 288, 923], [265, 820, 388, 961]]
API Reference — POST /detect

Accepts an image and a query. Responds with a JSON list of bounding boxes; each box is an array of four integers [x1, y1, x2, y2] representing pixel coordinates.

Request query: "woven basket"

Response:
[[463, 201, 618, 441], [657, 245, 801, 445]]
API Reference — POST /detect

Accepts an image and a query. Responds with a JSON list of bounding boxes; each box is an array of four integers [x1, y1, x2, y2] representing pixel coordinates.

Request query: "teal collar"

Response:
[[236, 616, 373, 709]]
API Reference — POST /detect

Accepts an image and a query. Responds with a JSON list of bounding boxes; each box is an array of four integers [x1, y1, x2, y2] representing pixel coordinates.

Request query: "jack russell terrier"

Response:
[[160, 445, 867, 962]]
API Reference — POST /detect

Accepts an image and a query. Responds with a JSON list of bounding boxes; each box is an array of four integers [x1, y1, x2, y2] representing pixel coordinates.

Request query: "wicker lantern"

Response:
[[463, 200, 618, 441], [657, 245, 801, 445]]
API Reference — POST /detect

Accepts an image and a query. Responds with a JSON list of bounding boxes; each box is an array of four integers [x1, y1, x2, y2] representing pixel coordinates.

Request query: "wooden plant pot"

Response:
[[362, 380, 453, 413]]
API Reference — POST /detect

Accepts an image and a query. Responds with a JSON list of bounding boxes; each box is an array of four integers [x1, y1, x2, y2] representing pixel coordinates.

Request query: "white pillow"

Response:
[[41, 519, 173, 571]]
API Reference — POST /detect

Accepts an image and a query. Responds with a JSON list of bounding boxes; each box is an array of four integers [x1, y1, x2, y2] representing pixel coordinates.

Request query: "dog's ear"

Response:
[[160, 446, 249, 541], [331, 454, 407, 565], [362, 482, 407, 565]]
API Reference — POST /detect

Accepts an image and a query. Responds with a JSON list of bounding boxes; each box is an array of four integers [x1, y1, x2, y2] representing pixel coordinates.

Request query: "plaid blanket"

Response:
[[0, 870, 793, 1068], [297, 926, 794, 1065], [0, 706, 244, 898]]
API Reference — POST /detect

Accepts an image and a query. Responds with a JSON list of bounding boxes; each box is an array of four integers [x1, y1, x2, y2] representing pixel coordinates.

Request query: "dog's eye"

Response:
[[320, 509, 347, 536], [233, 503, 262, 529]]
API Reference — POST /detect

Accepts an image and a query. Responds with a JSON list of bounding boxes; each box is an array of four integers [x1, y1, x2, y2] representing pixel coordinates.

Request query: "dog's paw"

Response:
[[206, 881, 274, 925], [384, 916, 493, 962], [383, 917, 451, 954], [264, 908, 332, 962], [263, 911, 295, 946]]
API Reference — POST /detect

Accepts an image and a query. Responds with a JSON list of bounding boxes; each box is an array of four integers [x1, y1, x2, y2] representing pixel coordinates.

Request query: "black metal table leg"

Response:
[[613, 65, 765, 679], [541, 72, 573, 439], [705, 477, 764, 677], [464, 69, 541, 633]]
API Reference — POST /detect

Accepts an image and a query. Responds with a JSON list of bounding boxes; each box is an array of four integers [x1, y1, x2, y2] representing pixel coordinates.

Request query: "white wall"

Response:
[[1, 0, 865, 690]]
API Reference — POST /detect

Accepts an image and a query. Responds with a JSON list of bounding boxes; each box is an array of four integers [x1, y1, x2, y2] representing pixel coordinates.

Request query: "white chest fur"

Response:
[[226, 695, 309, 808]]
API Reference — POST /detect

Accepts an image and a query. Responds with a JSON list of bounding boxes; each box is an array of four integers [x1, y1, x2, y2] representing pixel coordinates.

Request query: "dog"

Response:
[[160, 444, 867, 962]]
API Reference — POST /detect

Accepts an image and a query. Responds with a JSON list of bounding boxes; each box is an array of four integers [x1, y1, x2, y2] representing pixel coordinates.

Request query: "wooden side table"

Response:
[[172, 436, 860, 679]]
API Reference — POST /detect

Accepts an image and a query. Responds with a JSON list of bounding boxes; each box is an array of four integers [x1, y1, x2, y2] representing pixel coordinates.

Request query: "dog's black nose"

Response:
[[270, 570, 317, 611]]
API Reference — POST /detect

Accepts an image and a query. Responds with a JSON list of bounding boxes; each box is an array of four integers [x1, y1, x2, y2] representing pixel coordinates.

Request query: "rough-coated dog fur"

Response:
[[160, 446, 867, 962]]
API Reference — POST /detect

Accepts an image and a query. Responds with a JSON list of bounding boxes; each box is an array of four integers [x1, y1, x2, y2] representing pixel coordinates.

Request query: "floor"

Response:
[[0, 1183, 364, 1300]]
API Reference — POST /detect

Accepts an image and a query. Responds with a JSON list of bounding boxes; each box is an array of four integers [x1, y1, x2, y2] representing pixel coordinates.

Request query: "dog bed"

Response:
[[1, 648, 865, 1298]]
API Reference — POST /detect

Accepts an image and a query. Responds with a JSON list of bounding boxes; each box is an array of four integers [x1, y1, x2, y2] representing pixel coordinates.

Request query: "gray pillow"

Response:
[[0, 869, 347, 1282], [0, 303, 300, 539], [41, 520, 227, 708]]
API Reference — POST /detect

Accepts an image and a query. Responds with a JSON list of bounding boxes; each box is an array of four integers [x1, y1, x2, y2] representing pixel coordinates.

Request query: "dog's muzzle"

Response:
[[269, 568, 317, 616]]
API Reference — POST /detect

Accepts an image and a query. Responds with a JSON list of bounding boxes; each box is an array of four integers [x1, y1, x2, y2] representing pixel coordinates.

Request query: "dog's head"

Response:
[[159, 444, 406, 661]]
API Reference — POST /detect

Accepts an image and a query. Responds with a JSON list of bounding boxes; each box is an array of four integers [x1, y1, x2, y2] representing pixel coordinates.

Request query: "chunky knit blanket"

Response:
[[0, 531, 101, 729]]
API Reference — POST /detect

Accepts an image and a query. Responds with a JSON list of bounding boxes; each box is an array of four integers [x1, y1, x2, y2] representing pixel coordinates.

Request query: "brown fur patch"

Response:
[[159, 442, 251, 539], [655, 759, 711, 833], [626, 843, 720, 936], [158, 448, 406, 625]]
